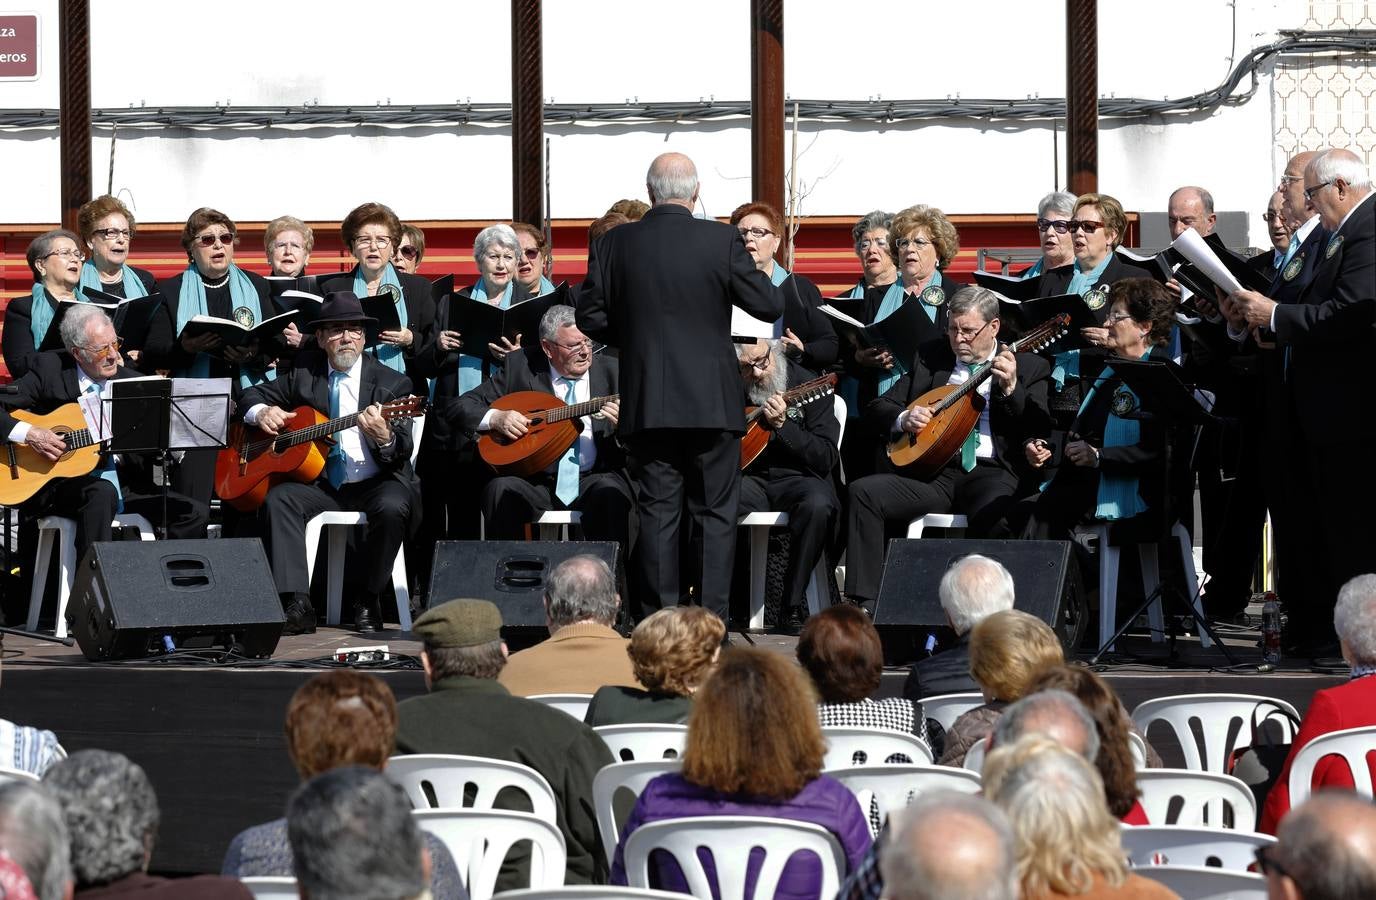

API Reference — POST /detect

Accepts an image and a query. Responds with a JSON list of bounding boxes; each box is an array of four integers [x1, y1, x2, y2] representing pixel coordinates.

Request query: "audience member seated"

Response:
[[585, 606, 723, 727], [879, 791, 1019, 900], [0, 708, 66, 777], [1260, 574, 1376, 833], [43, 749, 250, 899], [937, 610, 1064, 767], [220, 670, 463, 899], [287, 767, 429, 900], [1260, 791, 1376, 899], [395, 599, 612, 886], [991, 690, 1101, 763], [982, 737, 1179, 900], [903, 553, 1016, 701], [499, 555, 640, 697], [610, 648, 871, 899], [0, 780, 72, 900]]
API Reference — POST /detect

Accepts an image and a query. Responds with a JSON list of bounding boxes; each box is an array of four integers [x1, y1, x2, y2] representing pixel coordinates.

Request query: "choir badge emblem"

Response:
[[233, 307, 256, 327], [379, 284, 402, 303], [1327, 235, 1344, 259], [1111, 387, 1136, 417], [1083, 286, 1109, 310], [1283, 253, 1303, 281], [920, 285, 946, 307]]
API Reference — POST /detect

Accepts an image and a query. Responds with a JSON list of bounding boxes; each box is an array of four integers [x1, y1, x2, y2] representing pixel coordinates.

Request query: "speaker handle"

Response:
[[495, 555, 549, 593]]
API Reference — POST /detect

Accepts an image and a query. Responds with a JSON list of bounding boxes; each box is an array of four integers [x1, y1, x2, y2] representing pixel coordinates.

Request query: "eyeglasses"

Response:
[[945, 320, 992, 342], [895, 237, 933, 251], [1037, 218, 1071, 234], [93, 228, 131, 241], [320, 324, 365, 339], [1067, 220, 1105, 234], [82, 338, 123, 360], [738, 227, 775, 240], [271, 240, 304, 253], [194, 232, 235, 248], [1261, 211, 1284, 223], [740, 353, 771, 371], [1254, 845, 1289, 879], [1304, 181, 1334, 202], [44, 248, 86, 261], [856, 238, 889, 250], [353, 235, 393, 249], [1105, 312, 1133, 324], [552, 338, 593, 353], [1277, 174, 1303, 186], [521, 247, 544, 260], [397, 245, 419, 260]]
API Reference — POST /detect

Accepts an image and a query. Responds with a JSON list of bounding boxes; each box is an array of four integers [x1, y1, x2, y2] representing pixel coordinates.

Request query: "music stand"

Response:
[[1088, 358, 1238, 667]]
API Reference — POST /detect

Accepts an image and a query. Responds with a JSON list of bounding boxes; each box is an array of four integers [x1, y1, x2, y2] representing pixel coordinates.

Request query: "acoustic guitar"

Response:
[[478, 390, 620, 477], [214, 396, 424, 511], [886, 313, 1071, 475], [739, 373, 839, 470], [0, 404, 104, 506]]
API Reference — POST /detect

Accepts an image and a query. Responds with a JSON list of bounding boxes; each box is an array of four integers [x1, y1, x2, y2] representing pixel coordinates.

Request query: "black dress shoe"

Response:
[[353, 601, 384, 633], [283, 601, 317, 636]]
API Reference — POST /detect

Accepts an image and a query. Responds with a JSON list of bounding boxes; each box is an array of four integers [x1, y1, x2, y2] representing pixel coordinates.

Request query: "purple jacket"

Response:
[[610, 772, 872, 900]]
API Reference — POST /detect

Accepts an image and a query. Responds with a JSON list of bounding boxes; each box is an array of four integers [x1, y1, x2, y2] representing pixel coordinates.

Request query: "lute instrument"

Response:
[[0, 404, 103, 506], [740, 373, 839, 470], [478, 390, 619, 476], [886, 313, 1071, 475]]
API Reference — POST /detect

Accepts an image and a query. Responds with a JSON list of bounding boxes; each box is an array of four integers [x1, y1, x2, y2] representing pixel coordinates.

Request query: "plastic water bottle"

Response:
[[1261, 592, 1282, 665]]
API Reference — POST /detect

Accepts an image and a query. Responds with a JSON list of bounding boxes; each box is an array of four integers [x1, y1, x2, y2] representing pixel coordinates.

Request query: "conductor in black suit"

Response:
[[451, 304, 633, 551], [576, 152, 783, 621], [240, 292, 418, 636]]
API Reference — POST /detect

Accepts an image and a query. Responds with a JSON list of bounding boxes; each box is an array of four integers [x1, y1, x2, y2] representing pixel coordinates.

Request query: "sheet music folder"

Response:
[[103, 377, 233, 453]]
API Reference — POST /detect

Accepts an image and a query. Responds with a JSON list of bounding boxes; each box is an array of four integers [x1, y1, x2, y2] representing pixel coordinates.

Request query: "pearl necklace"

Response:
[[202, 273, 230, 289]]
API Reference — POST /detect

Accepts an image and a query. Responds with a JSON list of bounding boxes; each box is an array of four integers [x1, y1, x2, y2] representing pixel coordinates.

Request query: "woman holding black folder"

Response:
[[77, 196, 160, 365], [4, 229, 87, 380]]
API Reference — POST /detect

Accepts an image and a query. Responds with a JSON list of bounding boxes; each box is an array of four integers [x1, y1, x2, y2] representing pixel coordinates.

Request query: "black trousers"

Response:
[[482, 470, 634, 550], [623, 428, 741, 622], [739, 472, 839, 608], [844, 461, 1019, 603], [24, 475, 208, 563]]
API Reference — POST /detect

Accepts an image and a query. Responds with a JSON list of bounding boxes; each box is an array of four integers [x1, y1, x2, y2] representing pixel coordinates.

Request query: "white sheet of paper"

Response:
[[731, 306, 779, 340], [1171, 229, 1243, 294], [78, 392, 109, 443], [169, 377, 232, 449]]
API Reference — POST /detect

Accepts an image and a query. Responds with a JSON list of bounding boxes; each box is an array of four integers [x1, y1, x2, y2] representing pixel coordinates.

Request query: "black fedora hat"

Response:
[[312, 291, 377, 327]]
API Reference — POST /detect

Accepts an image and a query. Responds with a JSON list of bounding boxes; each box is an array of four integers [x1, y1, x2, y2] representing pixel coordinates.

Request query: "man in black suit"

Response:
[[843, 286, 1051, 607], [240, 292, 418, 635], [1228, 148, 1375, 657], [902, 554, 1016, 701], [0, 305, 208, 564], [576, 152, 783, 621], [452, 304, 633, 550]]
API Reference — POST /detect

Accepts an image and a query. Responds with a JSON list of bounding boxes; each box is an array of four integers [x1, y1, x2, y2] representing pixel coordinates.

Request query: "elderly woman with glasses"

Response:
[[5, 230, 89, 379], [264, 215, 314, 279], [511, 221, 559, 300], [1022, 191, 1078, 279], [77, 195, 157, 301], [392, 224, 426, 275]]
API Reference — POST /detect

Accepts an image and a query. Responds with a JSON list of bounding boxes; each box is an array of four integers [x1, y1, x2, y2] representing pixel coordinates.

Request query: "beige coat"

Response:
[[498, 622, 642, 697]]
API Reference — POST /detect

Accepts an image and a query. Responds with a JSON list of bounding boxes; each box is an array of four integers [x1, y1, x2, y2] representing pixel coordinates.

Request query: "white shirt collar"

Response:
[[1294, 214, 1321, 243]]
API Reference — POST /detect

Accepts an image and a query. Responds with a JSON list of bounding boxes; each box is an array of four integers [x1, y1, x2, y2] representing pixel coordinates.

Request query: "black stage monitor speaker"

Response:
[[68, 539, 284, 661], [873, 539, 1085, 661], [429, 540, 619, 630]]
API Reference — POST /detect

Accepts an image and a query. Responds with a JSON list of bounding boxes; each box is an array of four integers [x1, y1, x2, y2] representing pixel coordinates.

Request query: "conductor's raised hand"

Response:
[[991, 346, 1018, 396], [489, 408, 531, 441], [357, 403, 392, 444], [25, 427, 67, 462], [255, 406, 292, 436]]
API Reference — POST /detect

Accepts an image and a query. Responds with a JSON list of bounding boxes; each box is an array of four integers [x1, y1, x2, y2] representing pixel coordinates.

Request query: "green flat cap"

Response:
[[412, 599, 503, 648]]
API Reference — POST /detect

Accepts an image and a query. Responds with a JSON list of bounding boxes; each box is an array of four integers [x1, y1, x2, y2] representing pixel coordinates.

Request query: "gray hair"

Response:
[[473, 223, 520, 261], [938, 554, 1015, 635], [646, 153, 699, 204], [993, 689, 1101, 762], [881, 791, 1018, 900], [538, 304, 578, 342], [947, 286, 1001, 325], [1275, 791, 1376, 899], [26, 228, 81, 282], [1036, 191, 1077, 219], [43, 749, 158, 886], [1169, 185, 1215, 215], [544, 555, 619, 628], [0, 781, 71, 900], [1310, 148, 1373, 191], [424, 641, 506, 681], [1334, 574, 1376, 665], [60, 304, 113, 353], [288, 767, 425, 900], [851, 210, 894, 243]]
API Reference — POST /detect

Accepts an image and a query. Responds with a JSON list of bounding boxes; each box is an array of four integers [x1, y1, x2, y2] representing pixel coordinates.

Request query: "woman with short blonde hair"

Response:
[[584, 606, 723, 726]]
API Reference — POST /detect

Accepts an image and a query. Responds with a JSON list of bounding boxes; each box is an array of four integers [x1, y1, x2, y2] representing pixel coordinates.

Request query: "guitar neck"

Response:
[[281, 412, 364, 447], [547, 394, 618, 424]]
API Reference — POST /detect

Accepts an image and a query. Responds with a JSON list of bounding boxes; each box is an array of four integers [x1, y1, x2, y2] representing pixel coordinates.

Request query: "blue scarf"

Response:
[[1067, 255, 1111, 297], [1021, 258, 1044, 280], [175, 264, 273, 387], [769, 263, 789, 287], [79, 262, 148, 300], [534, 275, 557, 296], [354, 263, 408, 374], [874, 271, 942, 394], [1077, 350, 1151, 521], [459, 278, 515, 394], [27, 284, 64, 348]]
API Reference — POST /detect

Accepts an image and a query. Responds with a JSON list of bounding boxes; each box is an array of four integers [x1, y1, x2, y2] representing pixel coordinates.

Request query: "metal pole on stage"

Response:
[[59, 0, 93, 232], [750, 0, 785, 218], [1065, 0, 1098, 196], [511, 0, 545, 229]]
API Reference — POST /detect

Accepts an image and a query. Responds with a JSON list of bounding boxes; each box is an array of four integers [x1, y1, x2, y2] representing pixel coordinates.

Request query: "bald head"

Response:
[[1272, 791, 1376, 898], [646, 153, 699, 208], [1167, 186, 1216, 239], [993, 689, 1100, 762], [881, 792, 1018, 900]]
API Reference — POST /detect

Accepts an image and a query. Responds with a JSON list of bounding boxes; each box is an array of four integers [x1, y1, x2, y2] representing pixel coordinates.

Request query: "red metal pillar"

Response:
[[511, 0, 544, 227], [1065, 0, 1098, 195], [59, 0, 92, 231], [750, 0, 785, 217]]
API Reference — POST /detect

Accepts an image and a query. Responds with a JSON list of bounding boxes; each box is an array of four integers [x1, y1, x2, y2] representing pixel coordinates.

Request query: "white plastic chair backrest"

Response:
[[1119, 824, 1275, 870], [623, 815, 846, 900], [0, 767, 40, 786], [1131, 693, 1300, 773], [821, 726, 933, 769], [920, 692, 985, 734], [1135, 769, 1258, 830], [239, 877, 299, 899], [1133, 864, 1267, 900], [1288, 724, 1376, 807], [386, 755, 558, 824], [592, 759, 682, 868], [1128, 731, 1148, 770], [594, 724, 689, 762], [494, 888, 691, 900], [413, 809, 566, 900], [529, 693, 594, 722], [824, 764, 981, 835], [962, 737, 988, 773]]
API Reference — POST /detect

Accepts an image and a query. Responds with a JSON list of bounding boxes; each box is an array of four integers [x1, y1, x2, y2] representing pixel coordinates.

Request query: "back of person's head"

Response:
[[992, 689, 1100, 762], [0, 781, 71, 900], [796, 604, 884, 704], [606, 198, 649, 221], [544, 555, 619, 629], [589, 212, 630, 243], [881, 791, 1018, 900], [413, 599, 507, 682], [1335, 574, 1376, 667], [285, 670, 398, 780], [627, 606, 723, 696], [1271, 791, 1376, 900], [288, 766, 426, 900], [43, 749, 158, 887], [982, 736, 1127, 897], [968, 610, 1063, 702], [683, 647, 824, 800], [939, 555, 1016, 636]]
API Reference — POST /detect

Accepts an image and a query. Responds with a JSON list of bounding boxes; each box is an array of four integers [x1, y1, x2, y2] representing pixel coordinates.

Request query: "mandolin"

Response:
[[0, 404, 104, 506], [214, 396, 425, 511], [478, 390, 620, 477], [886, 314, 1070, 475], [739, 373, 839, 470]]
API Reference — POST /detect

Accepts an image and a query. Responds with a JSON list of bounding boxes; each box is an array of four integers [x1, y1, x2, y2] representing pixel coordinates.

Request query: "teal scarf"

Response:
[[1021, 258, 1044, 280], [354, 263, 408, 374], [459, 278, 515, 394], [1067, 255, 1111, 297], [874, 271, 942, 394], [1077, 350, 1151, 521], [79, 262, 148, 300], [534, 275, 557, 296], [27, 284, 64, 348], [769, 263, 789, 287], [175, 264, 273, 387]]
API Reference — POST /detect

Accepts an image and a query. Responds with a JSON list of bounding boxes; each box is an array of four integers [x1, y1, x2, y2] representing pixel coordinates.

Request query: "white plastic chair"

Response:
[[528, 693, 594, 721], [1128, 731, 1149, 770], [414, 808, 566, 900], [824, 764, 981, 836], [1119, 824, 1275, 870], [905, 513, 968, 538], [534, 509, 582, 540], [305, 511, 412, 631], [1135, 769, 1258, 829], [1131, 694, 1300, 774], [29, 512, 156, 638], [821, 726, 933, 769], [495, 889, 687, 900], [239, 877, 299, 899], [386, 755, 558, 824], [1134, 864, 1267, 900], [594, 724, 688, 762], [622, 816, 846, 900], [962, 736, 988, 773], [737, 511, 830, 629], [592, 759, 682, 867], [920, 692, 985, 735], [1095, 521, 1211, 651], [1287, 724, 1376, 807]]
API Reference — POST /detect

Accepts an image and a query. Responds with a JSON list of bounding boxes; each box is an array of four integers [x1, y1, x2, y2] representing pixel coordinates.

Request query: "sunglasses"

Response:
[[82, 338, 124, 360], [1037, 218, 1071, 233], [397, 245, 419, 260], [1067, 220, 1105, 234], [522, 247, 543, 260], [195, 232, 235, 248]]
